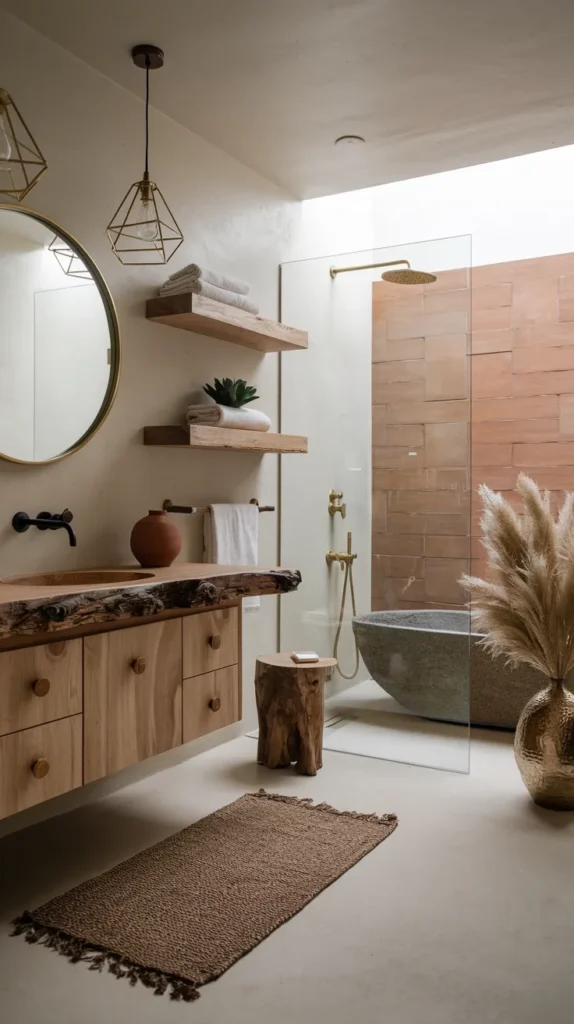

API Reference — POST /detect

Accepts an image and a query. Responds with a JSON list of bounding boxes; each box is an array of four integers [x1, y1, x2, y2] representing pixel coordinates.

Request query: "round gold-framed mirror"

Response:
[[0, 203, 120, 465]]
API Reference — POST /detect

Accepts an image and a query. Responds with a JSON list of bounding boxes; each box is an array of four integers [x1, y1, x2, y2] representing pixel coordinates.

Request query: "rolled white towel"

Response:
[[167, 263, 250, 295], [159, 278, 259, 315], [186, 404, 271, 432]]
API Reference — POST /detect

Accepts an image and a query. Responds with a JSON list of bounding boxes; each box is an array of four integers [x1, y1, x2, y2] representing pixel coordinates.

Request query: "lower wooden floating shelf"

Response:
[[143, 425, 308, 454]]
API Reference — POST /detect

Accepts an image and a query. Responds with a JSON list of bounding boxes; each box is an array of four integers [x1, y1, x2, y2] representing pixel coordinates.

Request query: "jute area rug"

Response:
[[13, 789, 397, 1002]]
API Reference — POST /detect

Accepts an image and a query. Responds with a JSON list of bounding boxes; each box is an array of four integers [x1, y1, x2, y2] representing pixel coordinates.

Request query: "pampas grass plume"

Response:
[[460, 474, 574, 680]]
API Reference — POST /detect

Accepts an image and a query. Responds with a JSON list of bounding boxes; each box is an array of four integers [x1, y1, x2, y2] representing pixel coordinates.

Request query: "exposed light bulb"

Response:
[[0, 111, 12, 161], [134, 186, 159, 242]]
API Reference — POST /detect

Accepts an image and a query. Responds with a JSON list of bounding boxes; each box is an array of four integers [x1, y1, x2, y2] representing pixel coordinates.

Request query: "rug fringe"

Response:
[[11, 913, 200, 1002], [250, 788, 397, 825]]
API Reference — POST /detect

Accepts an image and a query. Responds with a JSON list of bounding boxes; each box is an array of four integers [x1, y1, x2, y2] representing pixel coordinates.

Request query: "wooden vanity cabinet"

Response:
[[0, 603, 242, 821], [183, 605, 239, 676], [0, 639, 82, 737], [83, 619, 183, 784], [0, 716, 82, 819], [182, 605, 241, 742], [183, 666, 240, 742]]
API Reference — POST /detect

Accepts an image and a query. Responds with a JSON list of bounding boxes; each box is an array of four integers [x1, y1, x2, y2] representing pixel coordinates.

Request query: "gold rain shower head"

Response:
[[329, 259, 437, 285], [381, 267, 437, 285]]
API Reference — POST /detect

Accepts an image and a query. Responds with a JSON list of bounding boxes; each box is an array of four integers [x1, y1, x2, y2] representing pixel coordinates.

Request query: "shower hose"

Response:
[[333, 556, 361, 680]]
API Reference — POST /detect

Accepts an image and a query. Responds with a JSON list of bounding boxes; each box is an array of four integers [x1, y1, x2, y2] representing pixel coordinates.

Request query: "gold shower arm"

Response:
[[329, 259, 411, 279]]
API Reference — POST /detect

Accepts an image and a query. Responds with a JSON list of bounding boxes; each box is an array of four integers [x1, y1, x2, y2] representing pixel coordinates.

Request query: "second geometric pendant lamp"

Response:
[[107, 45, 183, 265], [0, 88, 48, 201], [48, 235, 92, 280]]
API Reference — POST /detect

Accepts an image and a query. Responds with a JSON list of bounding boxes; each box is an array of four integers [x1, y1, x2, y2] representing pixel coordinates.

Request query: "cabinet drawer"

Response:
[[0, 715, 82, 820], [0, 640, 82, 738], [183, 665, 240, 743], [84, 619, 182, 784], [183, 606, 239, 678]]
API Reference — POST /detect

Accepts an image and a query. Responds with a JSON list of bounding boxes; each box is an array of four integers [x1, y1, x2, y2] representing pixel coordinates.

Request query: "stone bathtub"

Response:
[[352, 609, 543, 729]]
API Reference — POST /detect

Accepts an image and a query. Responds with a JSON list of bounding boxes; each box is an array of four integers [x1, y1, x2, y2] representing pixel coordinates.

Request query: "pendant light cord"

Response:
[[144, 55, 150, 176]]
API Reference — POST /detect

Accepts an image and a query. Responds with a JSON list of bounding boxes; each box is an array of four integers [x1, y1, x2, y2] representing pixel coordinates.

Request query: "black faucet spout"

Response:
[[60, 521, 77, 547], [12, 510, 77, 547]]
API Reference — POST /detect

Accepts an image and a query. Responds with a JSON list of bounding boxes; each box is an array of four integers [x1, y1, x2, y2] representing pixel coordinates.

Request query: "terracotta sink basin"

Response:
[[2, 569, 155, 587]]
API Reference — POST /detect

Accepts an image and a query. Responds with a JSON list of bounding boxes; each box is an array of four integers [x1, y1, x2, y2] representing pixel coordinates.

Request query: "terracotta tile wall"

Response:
[[470, 251, 574, 579], [372, 268, 471, 610], [372, 251, 574, 610]]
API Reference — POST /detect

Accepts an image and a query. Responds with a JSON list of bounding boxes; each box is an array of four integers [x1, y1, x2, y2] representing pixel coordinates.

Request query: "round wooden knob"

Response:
[[32, 677, 50, 698], [208, 634, 221, 651], [131, 657, 146, 675], [209, 696, 221, 712], [31, 758, 50, 780]]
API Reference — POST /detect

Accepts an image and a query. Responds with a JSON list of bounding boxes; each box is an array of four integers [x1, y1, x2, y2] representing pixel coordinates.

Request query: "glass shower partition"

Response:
[[280, 235, 472, 773]]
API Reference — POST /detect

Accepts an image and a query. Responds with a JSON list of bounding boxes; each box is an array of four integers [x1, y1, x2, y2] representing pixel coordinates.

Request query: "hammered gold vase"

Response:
[[514, 679, 574, 810]]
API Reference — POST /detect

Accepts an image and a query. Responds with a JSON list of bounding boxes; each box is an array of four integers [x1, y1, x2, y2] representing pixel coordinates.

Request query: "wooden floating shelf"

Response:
[[146, 292, 308, 353], [144, 425, 308, 454]]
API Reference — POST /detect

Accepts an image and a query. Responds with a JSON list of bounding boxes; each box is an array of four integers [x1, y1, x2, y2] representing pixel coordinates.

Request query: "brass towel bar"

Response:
[[162, 498, 275, 515]]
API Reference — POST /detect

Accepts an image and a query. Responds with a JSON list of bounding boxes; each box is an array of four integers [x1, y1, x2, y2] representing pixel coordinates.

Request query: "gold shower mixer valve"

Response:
[[326, 550, 356, 570], [326, 532, 357, 570], [328, 489, 347, 518]]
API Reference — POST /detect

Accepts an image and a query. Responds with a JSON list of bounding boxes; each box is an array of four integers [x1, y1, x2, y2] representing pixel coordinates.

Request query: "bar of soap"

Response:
[[291, 651, 320, 664]]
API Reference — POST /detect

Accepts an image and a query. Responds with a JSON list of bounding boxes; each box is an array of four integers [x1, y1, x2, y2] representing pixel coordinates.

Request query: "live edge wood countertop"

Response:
[[0, 563, 302, 649]]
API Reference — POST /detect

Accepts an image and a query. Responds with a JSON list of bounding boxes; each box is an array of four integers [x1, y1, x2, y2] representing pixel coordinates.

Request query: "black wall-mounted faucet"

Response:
[[12, 510, 77, 547]]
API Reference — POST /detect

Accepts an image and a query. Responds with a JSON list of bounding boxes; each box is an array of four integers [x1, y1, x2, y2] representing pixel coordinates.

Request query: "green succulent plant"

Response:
[[203, 377, 260, 408]]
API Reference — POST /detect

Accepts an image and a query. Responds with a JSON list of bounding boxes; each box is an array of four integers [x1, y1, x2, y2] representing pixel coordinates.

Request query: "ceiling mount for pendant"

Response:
[[131, 44, 164, 70], [106, 42, 183, 265]]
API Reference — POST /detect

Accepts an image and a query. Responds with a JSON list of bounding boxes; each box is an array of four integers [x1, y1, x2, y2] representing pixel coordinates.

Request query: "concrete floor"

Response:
[[1, 732, 573, 1024], [323, 678, 470, 771]]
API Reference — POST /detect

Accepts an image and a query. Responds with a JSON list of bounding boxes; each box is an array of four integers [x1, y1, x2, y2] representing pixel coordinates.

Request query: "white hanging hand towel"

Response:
[[167, 264, 250, 295], [204, 503, 260, 610]]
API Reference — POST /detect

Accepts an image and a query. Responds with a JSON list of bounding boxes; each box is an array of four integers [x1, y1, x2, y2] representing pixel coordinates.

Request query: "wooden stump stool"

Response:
[[255, 654, 337, 775]]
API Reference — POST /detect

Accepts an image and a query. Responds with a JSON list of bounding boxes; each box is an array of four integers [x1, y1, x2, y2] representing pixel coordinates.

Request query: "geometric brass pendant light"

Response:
[[48, 235, 92, 280], [0, 88, 48, 201], [106, 44, 184, 265]]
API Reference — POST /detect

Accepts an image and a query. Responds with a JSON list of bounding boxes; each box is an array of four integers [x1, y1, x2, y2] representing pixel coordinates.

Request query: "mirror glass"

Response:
[[0, 206, 119, 463]]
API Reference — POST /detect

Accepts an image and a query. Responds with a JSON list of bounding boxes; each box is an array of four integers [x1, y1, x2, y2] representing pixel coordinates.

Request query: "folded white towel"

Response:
[[204, 503, 260, 610], [168, 264, 250, 295], [159, 278, 259, 315], [186, 404, 271, 432]]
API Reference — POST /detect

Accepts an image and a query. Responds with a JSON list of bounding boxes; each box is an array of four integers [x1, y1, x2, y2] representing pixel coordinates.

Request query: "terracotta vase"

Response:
[[514, 678, 574, 810], [130, 510, 182, 568]]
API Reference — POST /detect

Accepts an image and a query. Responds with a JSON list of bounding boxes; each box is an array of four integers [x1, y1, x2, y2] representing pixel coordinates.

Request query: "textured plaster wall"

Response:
[[0, 11, 298, 835]]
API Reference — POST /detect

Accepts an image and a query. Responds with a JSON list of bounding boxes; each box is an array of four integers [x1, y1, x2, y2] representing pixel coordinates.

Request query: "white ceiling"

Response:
[[4, 0, 574, 198]]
